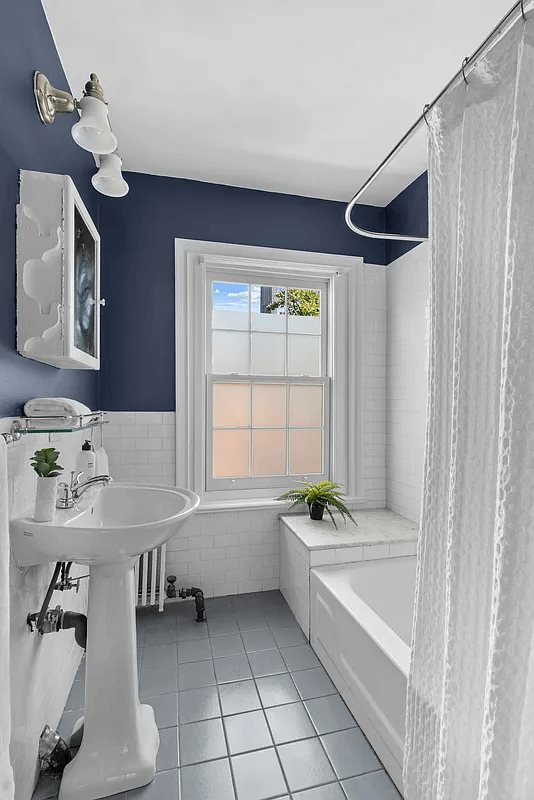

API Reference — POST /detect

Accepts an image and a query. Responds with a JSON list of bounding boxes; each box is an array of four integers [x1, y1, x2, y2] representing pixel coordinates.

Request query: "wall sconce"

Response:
[[34, 71, 117, 155], [92, 153, 129, 197]]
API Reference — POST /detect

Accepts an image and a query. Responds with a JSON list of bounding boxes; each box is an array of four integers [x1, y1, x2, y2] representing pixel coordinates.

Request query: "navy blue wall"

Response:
[[0, 1, 98, 416], [0, 2, 428, 416], [99, 173, 387, 411], [385, 172, 428, 265]]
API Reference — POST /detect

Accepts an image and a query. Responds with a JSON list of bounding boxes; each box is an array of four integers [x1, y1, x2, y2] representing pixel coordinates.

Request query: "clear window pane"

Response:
[[289, 384, 322, 427], [252, 384, 287, 427], [251, 333, 285, 375], [213, 429, 249, 477], [252, 429, 287, 476], [213, 331, 250, 373], [213, 383, 250, 428], [289, 429, 322, 474], [251, 286, 286, 331], [287, 289, 320, 334], [288, 335, 320, 376], [212, 282, 249, 330]]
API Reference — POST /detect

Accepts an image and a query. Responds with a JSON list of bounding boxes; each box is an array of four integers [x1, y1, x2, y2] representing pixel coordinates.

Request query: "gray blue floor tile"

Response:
[[32, 590, 399, 800]]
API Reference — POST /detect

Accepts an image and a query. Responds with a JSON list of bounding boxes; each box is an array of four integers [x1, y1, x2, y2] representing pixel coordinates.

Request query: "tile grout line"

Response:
[[42, 593, 387, 800], [241, 636, 293, 800]]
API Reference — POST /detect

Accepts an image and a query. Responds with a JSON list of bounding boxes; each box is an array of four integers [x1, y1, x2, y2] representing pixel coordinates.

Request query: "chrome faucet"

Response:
[[57, 471, 113, 509]]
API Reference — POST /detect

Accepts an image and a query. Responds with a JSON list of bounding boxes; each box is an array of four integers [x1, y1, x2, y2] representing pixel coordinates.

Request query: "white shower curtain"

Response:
[[0, 438, 14, 800], [404, 13, 534, 800]]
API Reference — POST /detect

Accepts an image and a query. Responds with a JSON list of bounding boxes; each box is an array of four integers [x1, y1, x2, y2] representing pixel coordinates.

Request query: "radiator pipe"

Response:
[[168, 581, 206, 622], [61, 611, 87, 650], [191, 587, 205, 622]]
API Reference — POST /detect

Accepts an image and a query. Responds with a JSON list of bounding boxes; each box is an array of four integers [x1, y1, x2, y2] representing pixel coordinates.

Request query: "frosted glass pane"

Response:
[[289, 429, 322, 474], [213, 309, 249, 330], [213, 429, 249, 477], [290, 384, 322, 427], [251, 333, 285, 375], [251, 312, 285, 332], [214, 383, 250, 428], [251, 286, 286, 330], [288, 335, 320, 376], [288, 315, 320, 334], [253, 429, 287, 476], [213, 331, 250, 373], [252, 384, 287, 427], [212, 282, 249, 329]]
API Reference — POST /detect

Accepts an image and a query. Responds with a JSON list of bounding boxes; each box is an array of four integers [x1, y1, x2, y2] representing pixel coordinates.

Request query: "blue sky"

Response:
[[212, 282, 283, 313]]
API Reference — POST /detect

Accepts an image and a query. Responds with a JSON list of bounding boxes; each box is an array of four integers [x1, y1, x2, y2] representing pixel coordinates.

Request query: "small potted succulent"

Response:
[[277, 480, 357, 529], [31, 448, 64, 522]]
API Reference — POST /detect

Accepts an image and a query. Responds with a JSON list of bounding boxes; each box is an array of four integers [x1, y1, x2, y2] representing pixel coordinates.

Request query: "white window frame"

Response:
[[175, 239, 366, 510]]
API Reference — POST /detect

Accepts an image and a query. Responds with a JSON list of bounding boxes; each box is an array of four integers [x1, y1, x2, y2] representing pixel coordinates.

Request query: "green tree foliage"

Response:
[[266, 288, 320, 317]]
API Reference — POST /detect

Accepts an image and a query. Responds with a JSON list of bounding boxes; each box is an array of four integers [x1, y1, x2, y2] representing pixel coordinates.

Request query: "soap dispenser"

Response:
[[94, 427, 109, 476], [75, 440, 95, 480]]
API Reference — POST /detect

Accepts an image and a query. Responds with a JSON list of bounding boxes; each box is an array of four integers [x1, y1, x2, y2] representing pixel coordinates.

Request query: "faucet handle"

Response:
[[57, 481, 72, 509], [69, 470, 83, 488]]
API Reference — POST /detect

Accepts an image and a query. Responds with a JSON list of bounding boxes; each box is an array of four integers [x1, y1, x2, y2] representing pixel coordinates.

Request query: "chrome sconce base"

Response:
[[33, 71, 107, 125], [34, 71, 76, 124]]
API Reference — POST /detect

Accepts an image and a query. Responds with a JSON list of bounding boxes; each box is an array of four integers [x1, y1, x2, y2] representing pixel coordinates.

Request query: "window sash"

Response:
[[206, 374, 330, 491], [206, 269, 328, 379]]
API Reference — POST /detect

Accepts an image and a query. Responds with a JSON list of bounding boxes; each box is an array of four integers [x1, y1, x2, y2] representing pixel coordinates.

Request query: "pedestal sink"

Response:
[[10, 484, 199, 800]]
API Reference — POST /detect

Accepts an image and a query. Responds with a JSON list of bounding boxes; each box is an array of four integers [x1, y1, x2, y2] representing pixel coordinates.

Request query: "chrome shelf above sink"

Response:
[[1, 411, 107, 444]]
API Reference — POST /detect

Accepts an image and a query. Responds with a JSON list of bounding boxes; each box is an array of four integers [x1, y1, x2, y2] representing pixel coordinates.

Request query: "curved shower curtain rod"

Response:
[[345, 0, 531, 242]]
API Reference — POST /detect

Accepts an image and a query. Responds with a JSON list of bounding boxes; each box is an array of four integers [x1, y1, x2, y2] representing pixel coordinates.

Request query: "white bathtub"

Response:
[[310, 555, 416, 796]]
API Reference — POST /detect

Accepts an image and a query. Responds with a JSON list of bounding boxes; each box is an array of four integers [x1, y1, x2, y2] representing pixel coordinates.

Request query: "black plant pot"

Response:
[[309, 503, 324, 521]]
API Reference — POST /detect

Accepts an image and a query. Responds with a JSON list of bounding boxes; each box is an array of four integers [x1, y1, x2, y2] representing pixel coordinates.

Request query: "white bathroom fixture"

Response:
[[135, 546, 167, 612], [311, 556, 416, 795], [17, 170, 101, 369], [34, 72, 117, 155], [10, 484, 199, 800], [91, 153, 129, 197]]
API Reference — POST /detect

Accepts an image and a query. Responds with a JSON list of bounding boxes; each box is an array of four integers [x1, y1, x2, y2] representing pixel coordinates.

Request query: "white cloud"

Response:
[[214, 288, 220, 294], [228, 290, 249, 298]]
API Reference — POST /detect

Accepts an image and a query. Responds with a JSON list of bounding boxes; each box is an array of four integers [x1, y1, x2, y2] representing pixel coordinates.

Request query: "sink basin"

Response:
[[10, 484, 199, 566], [10, 483, 199, 800]]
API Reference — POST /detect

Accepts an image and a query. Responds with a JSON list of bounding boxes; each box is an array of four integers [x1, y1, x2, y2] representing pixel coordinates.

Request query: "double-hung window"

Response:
[[206, 271, 329, 492], [176, 239, 365, 508]]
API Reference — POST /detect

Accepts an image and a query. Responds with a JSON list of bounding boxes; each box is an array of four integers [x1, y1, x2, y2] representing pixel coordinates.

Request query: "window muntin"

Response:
[[210, 280, 323, 377], [210, 379, 326, 483], [206, 271, 329, 491]]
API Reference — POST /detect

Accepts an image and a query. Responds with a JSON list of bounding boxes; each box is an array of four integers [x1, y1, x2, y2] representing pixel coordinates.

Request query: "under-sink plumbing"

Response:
[[27, 560, 89, 648], [166, 576, 206, 622]]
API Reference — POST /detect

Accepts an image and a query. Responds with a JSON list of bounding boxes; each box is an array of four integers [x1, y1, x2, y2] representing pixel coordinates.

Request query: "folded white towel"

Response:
[[23, 398, 92, 418]]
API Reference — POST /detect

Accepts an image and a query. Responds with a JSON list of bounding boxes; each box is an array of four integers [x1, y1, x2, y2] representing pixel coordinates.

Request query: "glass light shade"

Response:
[[72, 96, 118, 154], [91, 153, 129, 197]]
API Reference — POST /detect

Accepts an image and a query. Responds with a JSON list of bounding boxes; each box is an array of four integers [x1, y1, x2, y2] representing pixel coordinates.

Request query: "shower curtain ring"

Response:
[[422, 104, 432, 129], [520, 0, 527, 22], [461, 57, 470, 85]]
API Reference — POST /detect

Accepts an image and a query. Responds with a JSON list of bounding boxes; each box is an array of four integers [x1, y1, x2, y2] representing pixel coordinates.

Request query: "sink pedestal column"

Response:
[[59, 557, 159, 800]]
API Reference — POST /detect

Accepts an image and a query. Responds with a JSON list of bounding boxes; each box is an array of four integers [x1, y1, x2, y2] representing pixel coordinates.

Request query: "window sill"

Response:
[[197, 498, 293, 514], [197, 495, 371, 514]]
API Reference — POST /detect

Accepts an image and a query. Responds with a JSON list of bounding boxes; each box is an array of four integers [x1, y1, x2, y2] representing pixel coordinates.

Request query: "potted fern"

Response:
[[277, 480, 357, 529], [31, 447, 64, 522]]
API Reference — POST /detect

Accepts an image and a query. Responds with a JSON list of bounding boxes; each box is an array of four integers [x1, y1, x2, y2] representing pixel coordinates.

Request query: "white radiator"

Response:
[[135, 544, 167, 612]]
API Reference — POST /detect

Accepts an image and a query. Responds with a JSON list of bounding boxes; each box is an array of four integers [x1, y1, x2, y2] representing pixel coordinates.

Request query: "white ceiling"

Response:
[[43, 0, 510, 206]]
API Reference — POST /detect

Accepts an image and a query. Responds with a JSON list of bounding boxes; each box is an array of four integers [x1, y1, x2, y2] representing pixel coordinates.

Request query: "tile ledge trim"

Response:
[[198, 499, 292, 514], [197, 494, 371, 515]]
